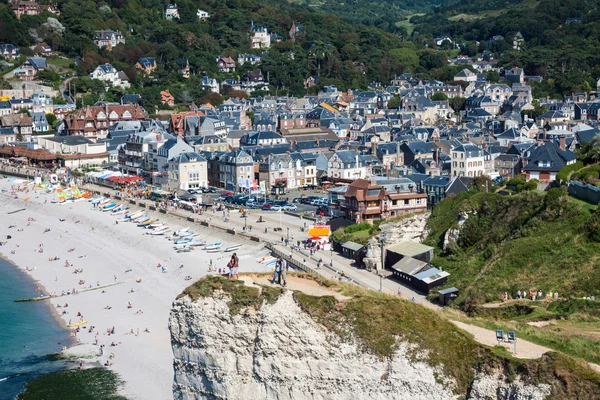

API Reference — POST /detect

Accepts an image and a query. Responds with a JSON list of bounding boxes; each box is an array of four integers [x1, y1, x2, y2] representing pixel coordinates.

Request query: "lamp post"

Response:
[[330, 246, 333, 267], [378, 232, 388, 292], [244, 214, 247, 231], [286, 226, 289, 241]]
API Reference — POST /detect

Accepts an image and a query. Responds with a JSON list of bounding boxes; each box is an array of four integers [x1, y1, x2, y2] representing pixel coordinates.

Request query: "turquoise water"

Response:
[[0, 258, 71, 399]]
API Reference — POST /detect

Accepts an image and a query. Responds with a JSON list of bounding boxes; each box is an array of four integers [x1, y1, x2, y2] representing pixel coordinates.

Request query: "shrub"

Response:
[[344, 222, 371, 233], [557, 161, 583, 182]]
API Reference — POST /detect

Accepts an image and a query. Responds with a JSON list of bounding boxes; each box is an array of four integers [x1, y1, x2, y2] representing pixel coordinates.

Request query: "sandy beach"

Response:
[[0, 178, 270, 399]]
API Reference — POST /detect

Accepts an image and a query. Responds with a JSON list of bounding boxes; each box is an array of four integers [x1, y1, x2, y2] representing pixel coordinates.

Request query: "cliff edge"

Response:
[[169, 274, 599, 400]]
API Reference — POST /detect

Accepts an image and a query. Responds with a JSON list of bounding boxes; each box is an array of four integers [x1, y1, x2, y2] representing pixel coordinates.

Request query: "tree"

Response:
[[387, 95, 401, 108], [449, 97, 466, 113], [431, 92, 448, 101], [45, 113, 58, 129], [387, 47, 419, 73]]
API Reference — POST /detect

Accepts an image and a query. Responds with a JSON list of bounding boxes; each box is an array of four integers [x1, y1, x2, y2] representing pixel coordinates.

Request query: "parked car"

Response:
[[217, 192, 233, 200], [283, 204, 297, 211], [187, 189, 198, 194], [261, 204, 272, 211], [292, 198, 301, 203], [207, 187, 216, 193]]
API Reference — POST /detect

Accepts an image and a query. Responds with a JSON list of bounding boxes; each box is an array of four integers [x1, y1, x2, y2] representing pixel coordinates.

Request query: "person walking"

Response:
[[272, 257, 281, 285]]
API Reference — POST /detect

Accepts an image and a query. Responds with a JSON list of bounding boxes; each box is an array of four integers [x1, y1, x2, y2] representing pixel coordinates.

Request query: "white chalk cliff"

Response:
[[169, 289, 550, 400]]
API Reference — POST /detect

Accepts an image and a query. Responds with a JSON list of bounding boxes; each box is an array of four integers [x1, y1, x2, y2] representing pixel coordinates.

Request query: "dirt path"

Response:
[[451, 320, 549, 359]]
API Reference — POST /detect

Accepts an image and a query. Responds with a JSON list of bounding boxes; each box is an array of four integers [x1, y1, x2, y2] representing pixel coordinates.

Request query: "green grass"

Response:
[[447, 0, 540, 21], [47, 56, 73, 68], [18, 368, 127, 400], [395, 13, 424, 35], [178, 275, 282, 315]]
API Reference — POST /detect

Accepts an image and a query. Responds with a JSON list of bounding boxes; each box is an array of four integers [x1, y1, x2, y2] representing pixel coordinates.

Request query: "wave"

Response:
[[0, 372, 24, 382]]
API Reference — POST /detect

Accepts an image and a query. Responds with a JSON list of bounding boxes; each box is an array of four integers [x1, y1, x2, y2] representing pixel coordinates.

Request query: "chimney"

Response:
[[433, 149, 439, 164], [559, 136, 566, 151]]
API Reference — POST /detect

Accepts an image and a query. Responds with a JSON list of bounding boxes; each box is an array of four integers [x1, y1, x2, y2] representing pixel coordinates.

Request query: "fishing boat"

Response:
[[111, 207, 129, 216], [173, 227, 190, 237], [173, 242, 192, 250], [173, 237, 193, 245], [188, 238, 207, 247], [124, 211, 143, 220], [203, 242, 222, 251], [177, 246, 193, 253], [177, 230, 195, 238], [145, 221, 164, 229], [138, 219, 155, 227], [89, 196, 103, 204], [103, 203, 121, 212], [224, 244, 241, 252], [206, 248, 221, 253], [149, 226, 170, 235], [133, 215, 150, 223], [99, 198, 111, 206]]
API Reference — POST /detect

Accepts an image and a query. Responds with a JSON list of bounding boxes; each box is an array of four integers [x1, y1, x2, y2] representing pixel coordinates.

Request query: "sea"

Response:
[[0, 257, 71, 400]]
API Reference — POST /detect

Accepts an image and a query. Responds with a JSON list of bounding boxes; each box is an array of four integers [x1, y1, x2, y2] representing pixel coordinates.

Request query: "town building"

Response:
[[167, 152, 208, 191], [89, 64, 130, 89], [93, 30, 125, 50]]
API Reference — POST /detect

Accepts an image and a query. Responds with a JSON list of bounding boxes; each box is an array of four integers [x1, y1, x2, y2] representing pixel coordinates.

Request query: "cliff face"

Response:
[[169, 289, 550, 400]]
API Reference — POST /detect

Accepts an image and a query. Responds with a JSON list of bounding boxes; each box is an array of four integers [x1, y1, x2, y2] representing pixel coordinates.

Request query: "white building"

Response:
[[90, 64, 130, 89], [197, 9, 209, 20], [450, 143, 485, 177], [167, 152, 208, 191], [251, 22, 271, 49]]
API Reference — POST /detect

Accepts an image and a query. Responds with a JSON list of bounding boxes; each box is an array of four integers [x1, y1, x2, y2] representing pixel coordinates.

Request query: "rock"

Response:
[[363, 213, 430, 271], [169, 289, 554, 400], [442, 212, 470, 252], [468, 371, 551, 400]]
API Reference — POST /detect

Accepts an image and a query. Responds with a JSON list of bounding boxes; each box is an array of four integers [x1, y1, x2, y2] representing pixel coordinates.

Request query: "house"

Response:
[[238, 53, 262, 66], [250, 22, 271, 49], [453, 69, 477, 82], [513, 32, 524, 51], [289, 22, 303, 41], [258, 153, 296, 194], [37, 135, 110, 168], [505, 67, 525, 85], [450, 143, 485, 177], [435, 36, 452, 46], [340, 178, 427, 223], [0, 127, 17, 143], [385, 242, 447, 294], [0, 44, 20, 59], [14, 57, 46, 81], [31, 111, 49, 132], [1, 113, 33, 140], [216, 56, 236, 73], [485, 84, 512, 103], [160, 90, 174, 106], [32, 93, 53, 114], [196, 9, 209, 20], [202, 149, 255, 192], [32, 42, 52, 56], [177, 58, 190, 78], [11, 0, 58, 18], [305, 76, 318, 88], [62, 104, 148, 141], [494, 153, 522, 178], [89, 64, 130, 89], [327, 150, 382, 181], [201, 76, 219, 94], [522, 139, 577, 182], [166, 151, 207, 190], [241, 69, 267, 92], [136, 57, 156, 74], [165, 4, 179, 19], [93, 30, 125, 51]]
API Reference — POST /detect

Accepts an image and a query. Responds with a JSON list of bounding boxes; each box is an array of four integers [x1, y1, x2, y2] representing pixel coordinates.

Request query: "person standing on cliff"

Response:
[[231, 253, 239, 280], [272, 257, 281, 285], [280, 258, 287, 287]]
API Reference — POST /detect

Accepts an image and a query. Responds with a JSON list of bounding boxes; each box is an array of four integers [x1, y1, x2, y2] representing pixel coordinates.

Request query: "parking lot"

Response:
[[186, 187, 331, 216]]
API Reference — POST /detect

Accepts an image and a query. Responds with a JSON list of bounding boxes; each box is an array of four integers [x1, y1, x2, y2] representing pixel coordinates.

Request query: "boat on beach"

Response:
[[149, 226, 170, 235], [124, 211, 143, 220], [224, 244, 241, 252], [111, 207, 129, 216], [173, 227, 190, 237], [203, 242, 222, 251], [133, 215, 150, 223], [188, 238, 207, 246], [103, 203, 121, 212], [138, 219, 155, 226]]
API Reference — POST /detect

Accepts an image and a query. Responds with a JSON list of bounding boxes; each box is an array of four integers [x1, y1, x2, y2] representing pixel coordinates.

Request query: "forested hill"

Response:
[[411, 0, 600, 95], [0, 0, 440, 103]]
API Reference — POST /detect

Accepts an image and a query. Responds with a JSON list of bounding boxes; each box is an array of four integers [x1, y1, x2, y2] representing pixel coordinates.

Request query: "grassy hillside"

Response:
[[425, 188, 600, 306]]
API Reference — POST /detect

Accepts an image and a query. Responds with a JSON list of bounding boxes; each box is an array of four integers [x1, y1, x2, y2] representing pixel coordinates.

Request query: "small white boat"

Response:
[[188, 238, 207, 247], [133, 215, 150, 223], [173, 227, 190, 236], [89, 196, 103, 204], [149, 226, 170, 235], [125, 211, 144, 220], [145, 222, 165, 229], [112, 208, 129, 216], [137, 219, 155, 227], [173, 242, 192, 250], [224, 244, 241, 252], [206, 248, 221, 253], [177, 230, 195, 238], [203, 242, 222, 251], [177, 247, 193, 253], [173, 237, 192, 245], [99, 198, 111, 205]]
